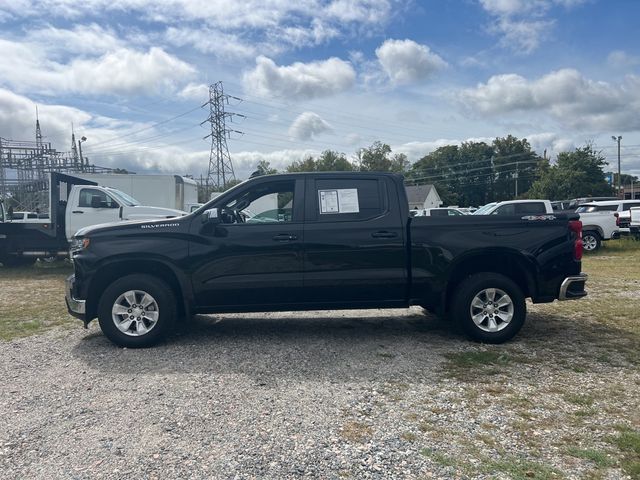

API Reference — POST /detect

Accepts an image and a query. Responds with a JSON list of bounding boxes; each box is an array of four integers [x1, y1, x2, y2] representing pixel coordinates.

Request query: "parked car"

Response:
[[66, 172, 586, 348], [422, 207, 466, 216], [551, 200, 572, 212], [573, 200, 639, 251], [473, 200, 553, 215], [567, 197, 618, 211], [628, 206, 640, 239]]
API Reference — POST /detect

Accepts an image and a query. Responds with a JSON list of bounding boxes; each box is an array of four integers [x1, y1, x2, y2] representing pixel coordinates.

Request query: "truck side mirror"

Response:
[[203, 208, 221, 224]]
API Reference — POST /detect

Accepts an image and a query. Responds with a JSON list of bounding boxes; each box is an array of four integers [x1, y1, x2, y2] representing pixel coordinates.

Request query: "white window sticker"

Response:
[[318, 188, 360, 214], [337, 189, 359, 213], [319, 190, 339, 214]]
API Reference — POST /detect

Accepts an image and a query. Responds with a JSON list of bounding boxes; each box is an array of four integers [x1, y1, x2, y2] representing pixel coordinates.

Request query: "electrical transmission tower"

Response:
[[201, 81, 244, 192]]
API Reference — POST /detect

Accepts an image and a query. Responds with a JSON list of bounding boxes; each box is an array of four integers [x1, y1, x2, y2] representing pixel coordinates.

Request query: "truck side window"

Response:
[[78, 188, 118, 209], [516, 203, 546, 214], [222, 181, 295, 224], [492, 204, 516, 215], [314, 179, 385, 222]]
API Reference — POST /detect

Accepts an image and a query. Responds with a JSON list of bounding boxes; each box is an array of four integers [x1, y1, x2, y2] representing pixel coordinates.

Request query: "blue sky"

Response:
[[1, 0, 639, 180]]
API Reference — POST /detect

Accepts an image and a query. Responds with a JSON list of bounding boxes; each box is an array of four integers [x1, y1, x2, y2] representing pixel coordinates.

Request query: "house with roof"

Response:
[[405, 184, 442, 210]]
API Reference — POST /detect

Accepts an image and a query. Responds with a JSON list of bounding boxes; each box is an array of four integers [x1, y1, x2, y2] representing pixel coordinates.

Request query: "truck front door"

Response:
[[66, 187, 121, 239], [190, 178, 305, 308], [302, 176, 407, 305]]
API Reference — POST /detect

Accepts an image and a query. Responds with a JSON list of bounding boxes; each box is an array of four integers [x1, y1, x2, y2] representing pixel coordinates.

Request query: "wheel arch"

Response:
[[444, 250, 536, 312], [86, 258, 190, 320], [581, 226, 603, 238]]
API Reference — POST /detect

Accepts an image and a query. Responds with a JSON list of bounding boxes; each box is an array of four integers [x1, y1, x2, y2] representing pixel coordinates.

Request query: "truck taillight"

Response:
[[614, 212, 619, 227], [569, 220, 582, 260]]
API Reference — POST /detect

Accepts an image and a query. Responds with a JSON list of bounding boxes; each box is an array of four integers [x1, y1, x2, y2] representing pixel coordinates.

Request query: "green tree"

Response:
[[316, 150, 354, 171], [253, 160, 278, 176], [358, 141, 393, 172], [491, 135, 542, 201], [286, 156, 317, 172], [528, 145, 613, 199]]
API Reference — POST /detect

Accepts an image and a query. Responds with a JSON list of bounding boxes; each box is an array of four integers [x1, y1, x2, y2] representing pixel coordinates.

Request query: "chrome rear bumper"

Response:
[[559, 273, 588, 301]]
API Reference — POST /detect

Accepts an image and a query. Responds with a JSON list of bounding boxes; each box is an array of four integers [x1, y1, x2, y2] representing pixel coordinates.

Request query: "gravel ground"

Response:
[[1, 303, 639, 479]]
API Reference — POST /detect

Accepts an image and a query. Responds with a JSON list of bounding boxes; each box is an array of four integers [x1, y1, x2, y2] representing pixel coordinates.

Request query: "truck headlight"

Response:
[[70, 237, 90, 255]]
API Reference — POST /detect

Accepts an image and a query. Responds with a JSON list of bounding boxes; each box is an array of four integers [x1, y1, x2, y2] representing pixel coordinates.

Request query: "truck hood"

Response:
[[122, 205, 185, 219], [74, 215, 187, 238]]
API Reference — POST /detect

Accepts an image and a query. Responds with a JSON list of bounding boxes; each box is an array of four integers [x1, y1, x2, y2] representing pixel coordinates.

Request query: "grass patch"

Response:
[[610, 427, 640, 477], [401, 431, 417, 442], [340, 421, 372, 443], [486, 456, 562, 480], [420, 448, 459, 468], [442, 350, 512, 379], [566, 447, 614, 467], [563, 393, 594, 407], [0, 264, 75, 340]]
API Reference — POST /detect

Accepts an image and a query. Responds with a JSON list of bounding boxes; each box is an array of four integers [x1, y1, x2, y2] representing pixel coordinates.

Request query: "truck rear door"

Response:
[[302, 175, 407, 305]]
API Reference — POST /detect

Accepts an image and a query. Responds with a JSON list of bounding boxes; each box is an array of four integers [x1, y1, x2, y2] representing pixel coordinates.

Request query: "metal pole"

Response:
[[618, 137, 621, 198]]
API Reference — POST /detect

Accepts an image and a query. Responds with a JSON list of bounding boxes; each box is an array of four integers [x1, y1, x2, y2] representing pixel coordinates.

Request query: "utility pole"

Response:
[[612, 135, 622, 198], [514, 162, 519, 198], [201, 82, 245, 193]]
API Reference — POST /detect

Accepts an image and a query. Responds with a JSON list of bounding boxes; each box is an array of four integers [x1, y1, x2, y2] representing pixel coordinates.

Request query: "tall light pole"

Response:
[[78, 136, 87, 172], [612, 135, 622, 198]]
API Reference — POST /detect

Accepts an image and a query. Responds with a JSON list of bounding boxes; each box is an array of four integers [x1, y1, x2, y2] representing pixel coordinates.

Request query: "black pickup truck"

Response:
[[66, 172, 587, 347]]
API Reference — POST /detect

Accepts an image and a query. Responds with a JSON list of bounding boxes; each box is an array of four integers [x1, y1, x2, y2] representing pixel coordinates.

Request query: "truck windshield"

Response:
[[575, 204, 618, 213], [473, 203, 497, 215], [107, 189, 141, 207]]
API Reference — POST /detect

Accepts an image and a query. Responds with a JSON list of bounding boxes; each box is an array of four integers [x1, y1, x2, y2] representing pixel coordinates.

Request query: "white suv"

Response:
[[575, 200, 640, 251]]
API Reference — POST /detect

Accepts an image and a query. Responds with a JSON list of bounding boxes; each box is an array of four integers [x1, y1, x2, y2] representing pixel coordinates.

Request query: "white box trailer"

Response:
[[75, 173, 198, 212]]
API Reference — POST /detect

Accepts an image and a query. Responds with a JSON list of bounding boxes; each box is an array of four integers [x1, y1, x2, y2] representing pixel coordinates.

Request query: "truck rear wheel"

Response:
[[451, 273, 526, 344], [97, 274, 176, 348], [582, 231, 601, 252]]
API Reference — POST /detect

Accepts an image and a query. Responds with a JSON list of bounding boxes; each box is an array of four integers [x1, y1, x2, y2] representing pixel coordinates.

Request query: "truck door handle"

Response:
[[71, 210, 83, 214], [371, 231, 398, 238], [272, 234, 298, 242]]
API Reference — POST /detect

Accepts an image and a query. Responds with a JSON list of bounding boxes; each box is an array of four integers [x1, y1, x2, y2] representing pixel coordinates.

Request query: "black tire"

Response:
[[98, 274, 176, 348], [450, 272, 526, 344], [582, 231, 601, 252]]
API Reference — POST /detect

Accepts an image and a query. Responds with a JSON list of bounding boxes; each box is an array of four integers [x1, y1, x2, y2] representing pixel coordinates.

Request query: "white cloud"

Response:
[[3, 1, 401, 57], [0, 88, 90, 147], [288, 112, 333, 140], [25, 23, 125, 57], [375, 39, 447, 84], [178, 83, 210, 101], [243, 55, 356, 99], [479, 0, 586, 53], [459, 69, 640, 131], [607, 50, 640, 69], [165, 27, 258, 58], [0, 39, 196, 96], [231, 148, 318, 175]]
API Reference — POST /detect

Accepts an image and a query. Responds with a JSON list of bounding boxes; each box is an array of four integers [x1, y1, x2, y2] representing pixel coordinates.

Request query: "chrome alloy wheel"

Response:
[[582, 234, 597, 251], [469, 288, 514, 333], [111, 290, 160, 336]]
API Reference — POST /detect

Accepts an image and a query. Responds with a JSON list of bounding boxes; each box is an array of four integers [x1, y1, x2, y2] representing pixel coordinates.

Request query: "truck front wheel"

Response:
[[97, 274, 176, 348], [451, 273, 526, 344]]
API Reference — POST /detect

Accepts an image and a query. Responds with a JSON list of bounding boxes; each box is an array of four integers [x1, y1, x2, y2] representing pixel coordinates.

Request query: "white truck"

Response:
[[629, 206, 640, 239], [0, 173, 185, 266], [473, 200, 553, 216], [574, 201, 626, 252], [74, 173, 199, 212]]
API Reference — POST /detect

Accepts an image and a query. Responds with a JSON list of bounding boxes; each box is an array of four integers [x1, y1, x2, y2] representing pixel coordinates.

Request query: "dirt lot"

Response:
[[0, 243, 639, 479]]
